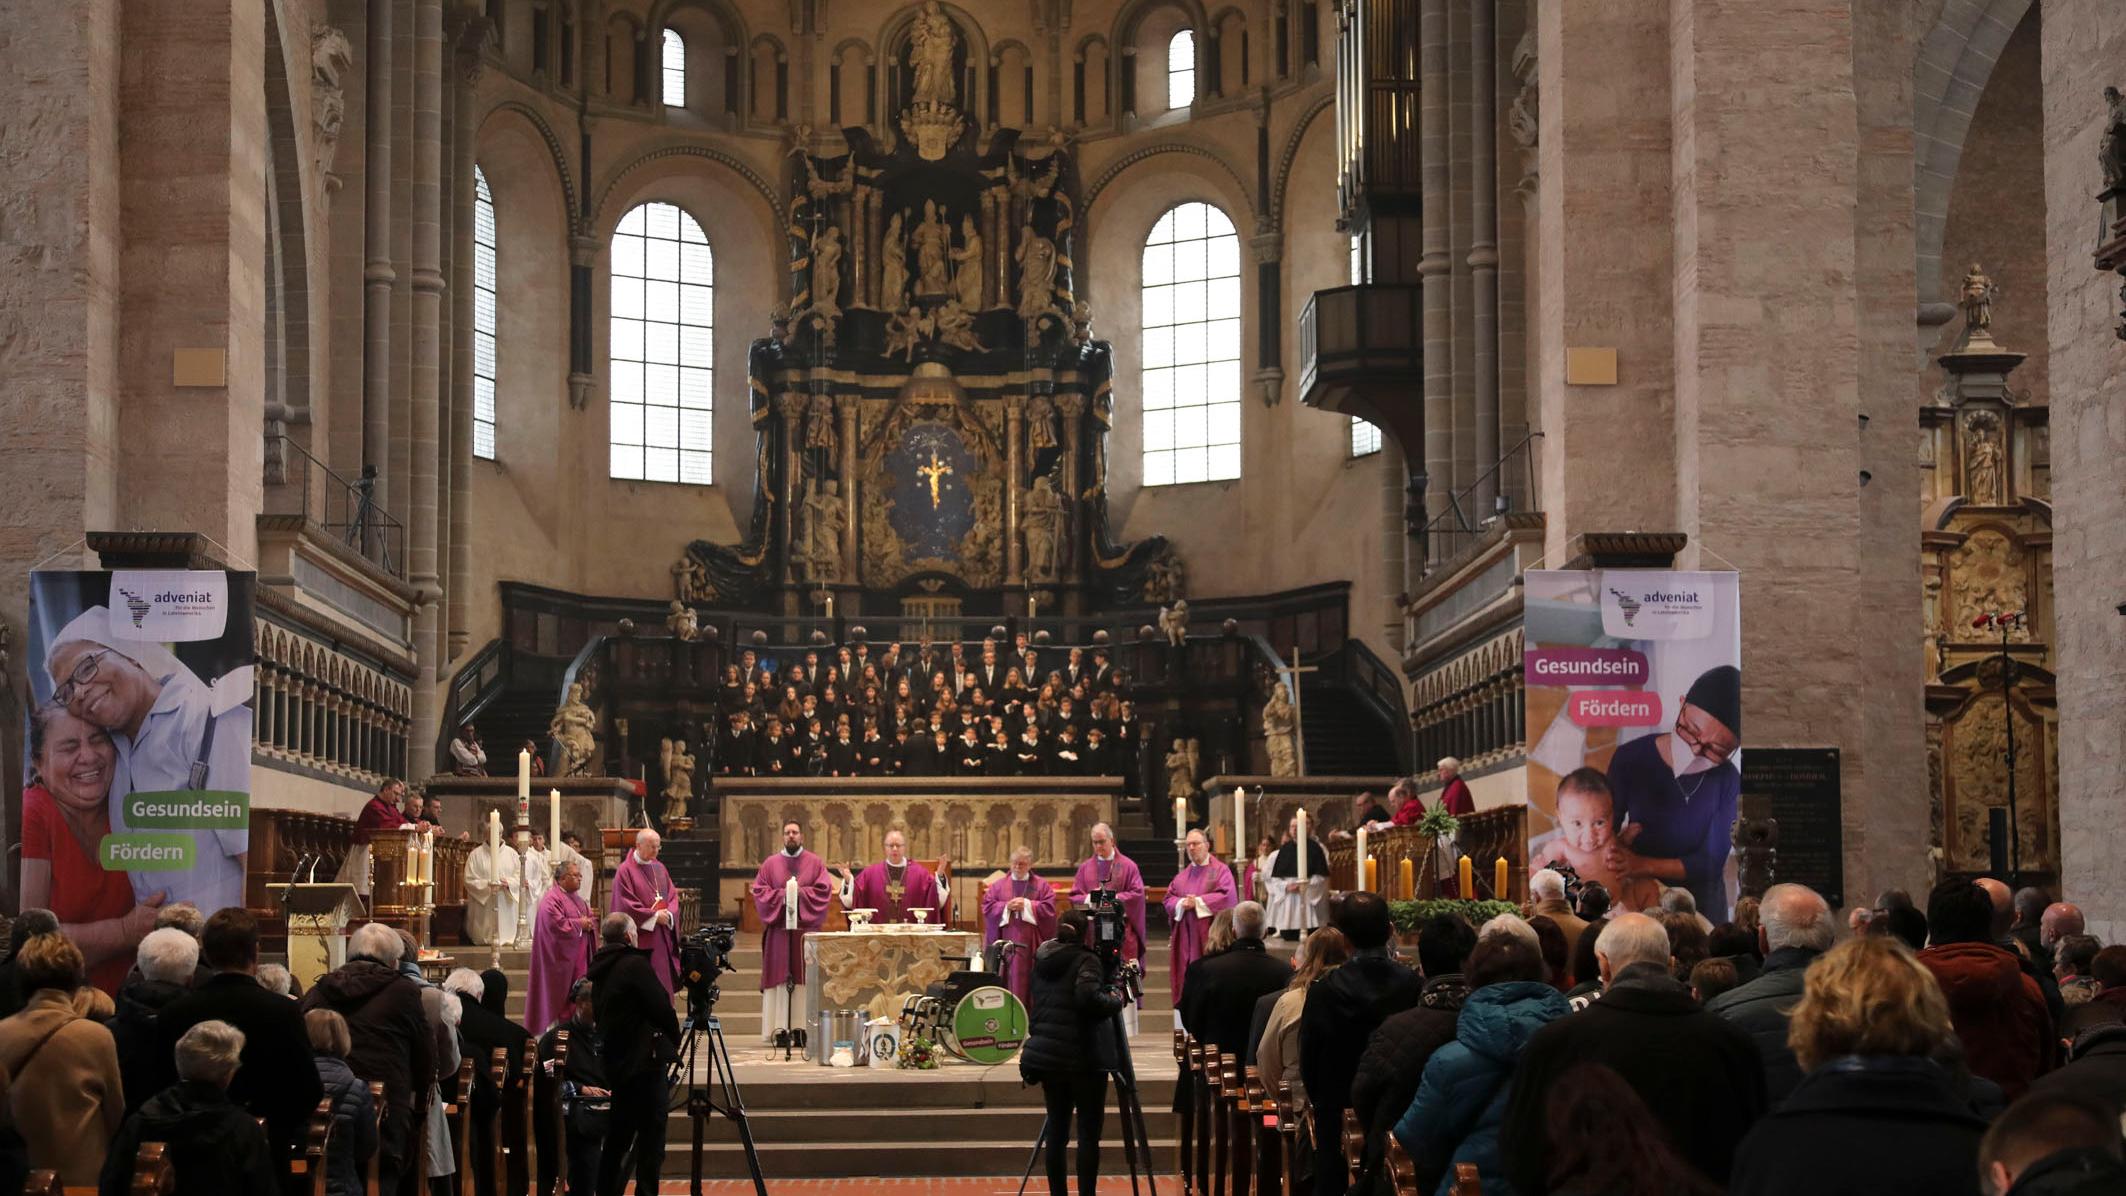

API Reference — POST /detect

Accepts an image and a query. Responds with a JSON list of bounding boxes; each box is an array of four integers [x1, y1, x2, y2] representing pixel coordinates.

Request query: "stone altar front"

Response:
[[805, 927, 980, 1022]]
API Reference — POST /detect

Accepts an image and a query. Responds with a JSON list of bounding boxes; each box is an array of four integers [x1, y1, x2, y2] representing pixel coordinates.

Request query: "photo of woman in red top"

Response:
[[19, 703, 159, 994]]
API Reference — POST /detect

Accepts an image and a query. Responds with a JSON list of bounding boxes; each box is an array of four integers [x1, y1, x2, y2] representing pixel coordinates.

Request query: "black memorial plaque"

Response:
[[1742, 748, 1844, 908]]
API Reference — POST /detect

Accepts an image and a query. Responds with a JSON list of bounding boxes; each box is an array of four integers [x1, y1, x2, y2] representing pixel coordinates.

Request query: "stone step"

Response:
[[668, 1137, 1182, 1179], [670, 1104, 1179, 1145]]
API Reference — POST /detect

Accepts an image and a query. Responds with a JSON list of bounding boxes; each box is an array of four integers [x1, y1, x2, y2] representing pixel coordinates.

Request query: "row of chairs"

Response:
[[1170, 1029, 1480, 1196], [26, 1031, 578, 1196]]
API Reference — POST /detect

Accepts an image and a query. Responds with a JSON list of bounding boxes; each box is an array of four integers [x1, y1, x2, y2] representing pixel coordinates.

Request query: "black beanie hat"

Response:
[[1683, 665, 1742, 737]]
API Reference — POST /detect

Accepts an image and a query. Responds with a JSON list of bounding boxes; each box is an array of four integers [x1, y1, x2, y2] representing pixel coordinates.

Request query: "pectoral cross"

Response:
[[918, 449, 953, 508], [1275, 646, 1321, 776]]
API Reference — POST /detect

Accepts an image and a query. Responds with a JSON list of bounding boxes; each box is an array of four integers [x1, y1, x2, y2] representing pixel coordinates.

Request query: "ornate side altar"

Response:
[[805, 927, 979, 1022], [674, 4, 1181, 621]]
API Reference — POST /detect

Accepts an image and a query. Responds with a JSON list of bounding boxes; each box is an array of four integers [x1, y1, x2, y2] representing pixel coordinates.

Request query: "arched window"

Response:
[[1141, 201, 1241, 485], [609, 202, 713, 484], [1350, 419, 1380, 457], [662, 28, 687, 107], [472, 167, 498, 460], [1166, 29, 1195, 110]]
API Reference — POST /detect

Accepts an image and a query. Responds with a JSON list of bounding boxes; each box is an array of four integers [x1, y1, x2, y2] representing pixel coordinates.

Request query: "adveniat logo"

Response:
[[1608, 588, 1643, 627], [116, 588, 152, 629]]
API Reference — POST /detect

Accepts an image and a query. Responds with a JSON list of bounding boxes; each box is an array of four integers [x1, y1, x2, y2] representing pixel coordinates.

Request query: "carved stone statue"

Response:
[[665, 600, 699, 641], [1021, 475, 1065, 582], [1027, 395, 1058, 451], [811, 225, 845, 318], [805, 392, 837, 453], [880, 210, 910, 311], [1262, 682, 1299, 777], [1142, 551, 1185, 604], [931, 299, 986, 352], [660, 739, 695, 823], [914, 201, 952, 295], [1965, 411, 2004, 504], [908, 0, 958, 108], [1165, 738, 1200, 807], [1015, 222, 1059, 322], [952, 215, 985, 310], [549, 682, 599, 777], [1958, 263, 1995, 333], [1158, 599, 1191, 647], [802, 479, 847, 581], [671, 555, 710, 602], [2103, 86, 2126, 191], [311, 25, 355, 184]]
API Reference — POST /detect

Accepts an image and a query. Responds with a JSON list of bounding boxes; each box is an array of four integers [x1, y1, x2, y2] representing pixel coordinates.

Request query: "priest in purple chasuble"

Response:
[[750, 820, 835, 1043], [1163, 829, 1238, 1006], [610, 828, 682, 994], [981, 847, 1059, 1005], [838, 828, 947, 923], [1073, 822, 1148, 969], [526, 855, 597, 1034]]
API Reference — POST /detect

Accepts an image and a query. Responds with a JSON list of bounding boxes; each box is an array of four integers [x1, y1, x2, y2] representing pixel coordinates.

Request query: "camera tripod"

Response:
[[648, 981, 769, 1196], [1015, 970, 1159, 1196]]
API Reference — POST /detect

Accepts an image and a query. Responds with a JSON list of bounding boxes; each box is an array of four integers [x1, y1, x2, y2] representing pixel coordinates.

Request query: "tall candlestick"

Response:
[[1355, 826, 1370, 892], [1495, 856, 1510, 900], [518, 748, 531, 801], [1295, 808, 1309, 892], [1458, 854, 1473, 897], [1400, 857, 1415, 900], [1232, 787, 1246, 863], [550, 788, 562, 852]]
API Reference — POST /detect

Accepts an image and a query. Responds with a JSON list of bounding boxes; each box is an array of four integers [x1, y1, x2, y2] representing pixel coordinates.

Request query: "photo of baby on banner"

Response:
[[19, 569, 255, 995], [1522, 570, 1742, 922]]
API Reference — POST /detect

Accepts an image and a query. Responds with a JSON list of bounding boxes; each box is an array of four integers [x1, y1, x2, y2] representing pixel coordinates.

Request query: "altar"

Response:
[[805, 926, 980, 1022]]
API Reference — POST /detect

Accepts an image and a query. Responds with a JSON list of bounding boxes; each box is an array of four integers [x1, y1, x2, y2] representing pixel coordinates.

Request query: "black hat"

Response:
[[1682, 665, 1742, 736]]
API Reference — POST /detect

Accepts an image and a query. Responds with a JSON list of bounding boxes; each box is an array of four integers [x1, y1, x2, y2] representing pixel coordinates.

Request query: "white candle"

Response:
[[489, 809, 501, 857], [1356, 825, 1370, 893], [549, 788, 562, 854], [518, 748, 531, 800], [1295, 807, 1309, 892], [425, 831, 435, 886], [784, 875, 800, 930], [1174, 795, 1188, 838]]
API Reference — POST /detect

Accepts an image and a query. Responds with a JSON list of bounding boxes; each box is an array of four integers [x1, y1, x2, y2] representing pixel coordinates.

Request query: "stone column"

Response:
[[1004, 395, 1026, 585], [1418, 0, 1453, 538], [364, 0, 397, 507], [447, 20, 480, 658], [1380, 440, 1408, 652], [1468, 0, 1499, 509], [777, 392, 804, 585], [849, 186, 870, 309], [1055, 393, 1085, 583], [409, 0, 447, 768], [837, 395, 860, 584]]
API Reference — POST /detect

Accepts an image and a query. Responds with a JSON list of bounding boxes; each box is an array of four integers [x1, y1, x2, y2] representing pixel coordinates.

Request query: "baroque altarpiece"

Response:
[[672, 5, 1180, 625]]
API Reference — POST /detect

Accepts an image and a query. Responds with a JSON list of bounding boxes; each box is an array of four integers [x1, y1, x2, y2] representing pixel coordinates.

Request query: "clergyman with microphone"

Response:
[[1019, 908, 1128, 1196]]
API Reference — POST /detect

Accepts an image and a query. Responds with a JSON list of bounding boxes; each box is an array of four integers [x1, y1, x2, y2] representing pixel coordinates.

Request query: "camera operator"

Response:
[[537, 978, 607, 1196], [587, 913, 681, 1196], [1020, 909, 1128, 1196]]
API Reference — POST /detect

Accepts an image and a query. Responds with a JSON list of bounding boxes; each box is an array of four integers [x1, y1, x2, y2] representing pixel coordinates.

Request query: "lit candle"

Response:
[[1355, 825, 1369, 892], [1232, 787, 1246, 863], [1295, 808, 1309, 893], [1458, 854, 1473, 896], [1400, 857, 1415, 900], [489, 809, 501, 858], [1364, 858, 1378, 891], [550, 788, 562, 853], [1496, 857, 1510, 900], [784, 874, 800, 930], [517, 790, 530, 828], [518, 748, 531, 801]]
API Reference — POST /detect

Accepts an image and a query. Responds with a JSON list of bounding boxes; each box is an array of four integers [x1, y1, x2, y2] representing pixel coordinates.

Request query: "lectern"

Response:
[[270, 881, 358, 991]]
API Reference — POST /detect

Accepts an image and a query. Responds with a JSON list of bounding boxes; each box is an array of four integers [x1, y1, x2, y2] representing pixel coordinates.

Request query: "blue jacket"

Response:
[[1393, 980, 1569, 1196]]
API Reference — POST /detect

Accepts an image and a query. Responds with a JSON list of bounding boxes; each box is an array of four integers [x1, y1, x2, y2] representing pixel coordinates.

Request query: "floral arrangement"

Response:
[[1387, 898, 1520, 934], [1417, 806, 1461, 841], [897, 1034, 941, 1070]]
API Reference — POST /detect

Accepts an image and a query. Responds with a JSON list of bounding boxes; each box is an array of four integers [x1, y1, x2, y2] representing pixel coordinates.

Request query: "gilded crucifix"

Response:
[[918, 448, 954, 508]]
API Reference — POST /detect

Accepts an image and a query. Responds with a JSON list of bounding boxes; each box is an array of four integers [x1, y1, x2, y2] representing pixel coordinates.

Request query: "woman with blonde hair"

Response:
[[1252, 926, 1352, 1118], [1728, 936, 1987, 1196], [0, 935, 124, 1184]]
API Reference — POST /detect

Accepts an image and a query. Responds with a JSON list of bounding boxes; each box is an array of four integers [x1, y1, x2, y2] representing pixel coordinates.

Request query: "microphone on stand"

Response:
[[1972, 614, 1994, 628]]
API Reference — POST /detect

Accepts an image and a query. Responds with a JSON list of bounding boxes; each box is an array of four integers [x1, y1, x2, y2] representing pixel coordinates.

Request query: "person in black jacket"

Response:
[[1298, 892, 1423, 1196], [587, 914, 681, 1196], [159, 908, 323, 1179], [1704, 882, 1836, 1104], [445, 968, 533, 1196], [537, 979, 607, 1196], [1349, 913, 1477, 1196], [109, 927, 199, 1120], [2028, 1021, 2126, 1116], [1979, 1091, 2126, 1196], [98, 1019, 280, 1196], [305, 1009, 379, 1196], [1019, 910, 1127, 1196], [1179, 901, 1290, 1057], [299, 923, 436, 1196]]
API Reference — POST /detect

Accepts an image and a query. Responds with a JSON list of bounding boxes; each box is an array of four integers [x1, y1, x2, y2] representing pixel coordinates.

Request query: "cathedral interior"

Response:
[[5, 0, 2126, 941]]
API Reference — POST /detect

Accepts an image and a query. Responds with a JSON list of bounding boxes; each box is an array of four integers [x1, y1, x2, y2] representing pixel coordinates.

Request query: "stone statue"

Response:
[[1021, 475, 1065, 582], [1142, 551, 1185, 604], [311, 25, 355, 183], [1262, 682, 1299, 777], [1015, 222, 1059, 322], [671, 555, 710, 602], [1958, 263, 1995, 333], [1027, 395, 1058, 451], [811, 225, 845, 318], [908, 0, 958, 108], [1158, 599, 1190, 647], [2103, 87, 2126, 191], [880, 210, 910, 311], [665, 600, 699, 641], [931, 299, 986, 352], [1965, 411, 2004, 504], [549, 682, 599, 777], [914, 201, 952, 295], [1165, 738, 1200, 806], [660, 738, 695, 823], [803, 479, 847, 581], [952, 215, 985, 310], [805, 392, 837, 453]]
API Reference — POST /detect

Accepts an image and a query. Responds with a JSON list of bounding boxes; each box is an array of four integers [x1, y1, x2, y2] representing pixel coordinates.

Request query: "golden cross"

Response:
[[918, 449, 953, 508]]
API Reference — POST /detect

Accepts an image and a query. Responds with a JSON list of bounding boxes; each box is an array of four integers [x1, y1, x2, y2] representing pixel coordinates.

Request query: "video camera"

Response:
[[1083, 888, 1142, 1001], [678, 922, 739, 1016]]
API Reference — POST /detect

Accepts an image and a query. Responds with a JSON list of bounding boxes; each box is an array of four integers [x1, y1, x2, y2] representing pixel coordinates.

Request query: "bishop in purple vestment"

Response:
[[610, 828, 682, 994], [980, 847, 1058, 1005], [839, 829, 946, 924], [750, 820, 834, 1043], [525, 855, 596, 1034], [1072, 823, 1147, 968], [1163, 830, 1237, 1005]]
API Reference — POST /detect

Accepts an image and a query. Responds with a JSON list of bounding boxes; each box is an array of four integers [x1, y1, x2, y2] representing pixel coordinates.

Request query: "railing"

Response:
[[1297, 283, 1426, 402], [1420, 432, 1542, 570], [1317, 637, 1412, 773], [254, 616, 412, 785], [264, 433, 406, 579]]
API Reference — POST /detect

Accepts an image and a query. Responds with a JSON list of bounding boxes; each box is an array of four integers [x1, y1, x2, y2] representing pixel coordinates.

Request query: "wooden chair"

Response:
[[451, 1055, 479, 1196], [128, 1145, 172, 1196], [1336, 1108, 1364, 1194], [1452, 1162, 1483, 1196], [1219, 1054, 1249, 1196], [475, 1049, 505, 1196], [1384, 1136, 1419, 1196], [507, 1046, 537, 1196], [1272, 1082, 1303, 1196], [1173, 1032, 1195, 1195], [288, 1099, 334, 1196], [1194, 1043, 1222, 1196], [363, 1081, 385, 1196], [548, 1030, 571, 1196]]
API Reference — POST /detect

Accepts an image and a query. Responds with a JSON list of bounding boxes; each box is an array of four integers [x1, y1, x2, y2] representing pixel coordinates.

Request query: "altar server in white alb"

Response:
[[464, 816, 524, 946], [1263, 815, 1330, 942]]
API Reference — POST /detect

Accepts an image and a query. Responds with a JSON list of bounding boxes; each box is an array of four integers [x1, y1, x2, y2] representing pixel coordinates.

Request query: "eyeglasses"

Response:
[[1676, 716, 1737, 766], [53, 648, 114, 706]]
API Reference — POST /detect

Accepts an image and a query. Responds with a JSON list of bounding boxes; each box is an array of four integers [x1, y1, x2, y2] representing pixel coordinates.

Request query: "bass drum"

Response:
[[936, 984, 1029, 1065]]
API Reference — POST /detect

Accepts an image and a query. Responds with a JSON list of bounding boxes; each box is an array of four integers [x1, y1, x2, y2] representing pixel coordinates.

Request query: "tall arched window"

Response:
[[472, 167, 498, 460], [1166, 29, 1195, 109], [610, 202, 713, 484], [662, 28, 687, 107], [1141, 201, 1240, 485]]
